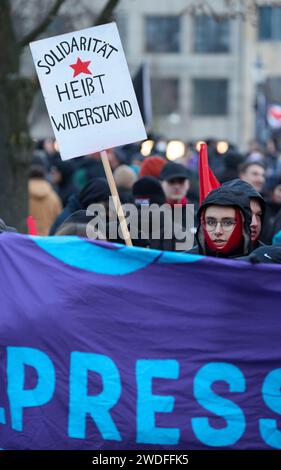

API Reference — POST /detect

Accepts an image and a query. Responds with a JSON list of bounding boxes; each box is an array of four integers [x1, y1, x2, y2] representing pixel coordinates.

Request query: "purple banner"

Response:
[[0, 233, 280, 450]]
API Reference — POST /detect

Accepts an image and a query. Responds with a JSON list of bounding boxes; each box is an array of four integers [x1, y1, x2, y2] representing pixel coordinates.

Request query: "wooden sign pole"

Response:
[[100, 150, 133, 247]]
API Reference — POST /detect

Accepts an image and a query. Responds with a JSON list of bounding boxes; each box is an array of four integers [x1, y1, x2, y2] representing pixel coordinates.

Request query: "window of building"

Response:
[[194, 15, 230, 53], [151, 78, 179, 115], [258, 6, 281, 40], [192, 79, 228, 115], [145, 16, 180, 53]]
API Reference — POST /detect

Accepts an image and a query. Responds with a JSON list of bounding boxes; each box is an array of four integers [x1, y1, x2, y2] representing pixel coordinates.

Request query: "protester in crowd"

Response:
[[139, 156, 166, 179], [222, 179, 265, 249], [29, 164, 62, 236], [51, 160, 78, 207], [258, 176, 281, 244], [159, 162, 194, 247], [160, 162, 191, 206], [189, 186, 252, 258], [113, 164, 137, 203], [244, 139, 281, 190], [239, 161, 266, 193], [50, 178, 111, 235]]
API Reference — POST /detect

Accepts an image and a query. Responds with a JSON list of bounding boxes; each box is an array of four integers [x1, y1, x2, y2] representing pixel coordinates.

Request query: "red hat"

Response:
[[140, 156, 166, 179]]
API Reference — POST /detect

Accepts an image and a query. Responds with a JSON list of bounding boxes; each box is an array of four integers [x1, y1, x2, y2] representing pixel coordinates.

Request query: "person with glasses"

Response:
[[190, 186, 252, 258]]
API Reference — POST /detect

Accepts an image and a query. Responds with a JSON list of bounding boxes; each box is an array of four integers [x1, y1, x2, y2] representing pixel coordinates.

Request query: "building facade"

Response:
[[115, 0, 281, 150]]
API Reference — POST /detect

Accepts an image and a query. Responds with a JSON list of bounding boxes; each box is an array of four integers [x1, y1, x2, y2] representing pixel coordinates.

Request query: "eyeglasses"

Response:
[[204, 217, 236, 232]]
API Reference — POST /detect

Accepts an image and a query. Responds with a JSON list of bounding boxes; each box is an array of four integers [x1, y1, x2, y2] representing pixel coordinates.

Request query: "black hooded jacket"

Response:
[[192, 186, 253, 258]]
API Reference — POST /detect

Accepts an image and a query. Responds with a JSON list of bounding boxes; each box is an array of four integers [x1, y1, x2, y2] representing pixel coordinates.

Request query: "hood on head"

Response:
[[222, 178, 265, 220]]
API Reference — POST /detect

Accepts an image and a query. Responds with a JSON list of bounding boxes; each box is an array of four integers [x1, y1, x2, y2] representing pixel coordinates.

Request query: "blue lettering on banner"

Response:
[[0, 347, 281, 448], [192, 362, 246, 447], [68, 352, 122, 440], [260, 368, 281, 449], [7, 347, 55, 432], [136, 359, 180, 445]]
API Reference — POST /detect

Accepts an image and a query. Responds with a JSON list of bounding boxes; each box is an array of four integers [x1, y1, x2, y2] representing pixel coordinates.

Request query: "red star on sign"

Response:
[[70, 57, 92, 77]]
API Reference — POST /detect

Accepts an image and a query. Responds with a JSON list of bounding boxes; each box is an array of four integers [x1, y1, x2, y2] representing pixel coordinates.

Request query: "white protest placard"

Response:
[[30, 23, 147, 160]]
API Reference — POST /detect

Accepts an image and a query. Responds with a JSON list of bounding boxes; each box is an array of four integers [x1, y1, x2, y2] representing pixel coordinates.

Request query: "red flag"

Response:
[[199, 143, 220, 205], [27, 216, 38, 236]]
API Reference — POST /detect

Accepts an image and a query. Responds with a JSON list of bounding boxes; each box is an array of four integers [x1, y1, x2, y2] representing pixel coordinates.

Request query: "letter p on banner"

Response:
[[7, 347, 56, 432]]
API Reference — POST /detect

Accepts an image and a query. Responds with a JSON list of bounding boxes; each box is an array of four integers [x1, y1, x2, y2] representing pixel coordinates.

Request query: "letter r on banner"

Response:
[[68, 352, 122, 440]]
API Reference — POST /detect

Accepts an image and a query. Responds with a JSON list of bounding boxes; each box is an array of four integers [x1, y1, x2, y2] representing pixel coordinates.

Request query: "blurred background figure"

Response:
[[113, 164, 137, 203], [160, 162, 191, 206], [218, 151, 245, 183], [239, 162, 266, 193], [29, 164, 62, 236], [51, 160, 78, 207], [261, 176, 281, 244]]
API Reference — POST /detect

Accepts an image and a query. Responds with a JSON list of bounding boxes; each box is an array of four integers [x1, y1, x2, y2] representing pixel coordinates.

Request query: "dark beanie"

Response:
[[132, 176, 166, 205], [78, 178, 111, 209]]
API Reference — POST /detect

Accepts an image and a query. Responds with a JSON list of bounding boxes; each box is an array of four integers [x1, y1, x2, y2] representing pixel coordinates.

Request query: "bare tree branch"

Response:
[[94, 0, 120, 26], [180, 0, 281, 24], [19, 0, 66, 48]]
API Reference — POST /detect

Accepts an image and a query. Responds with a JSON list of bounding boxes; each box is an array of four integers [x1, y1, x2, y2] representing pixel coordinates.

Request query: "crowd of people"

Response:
[[2, 135, 281, 264]]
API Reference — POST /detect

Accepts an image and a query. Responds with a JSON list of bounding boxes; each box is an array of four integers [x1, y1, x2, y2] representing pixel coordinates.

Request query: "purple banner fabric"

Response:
[[0, 233, 280, 450]]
